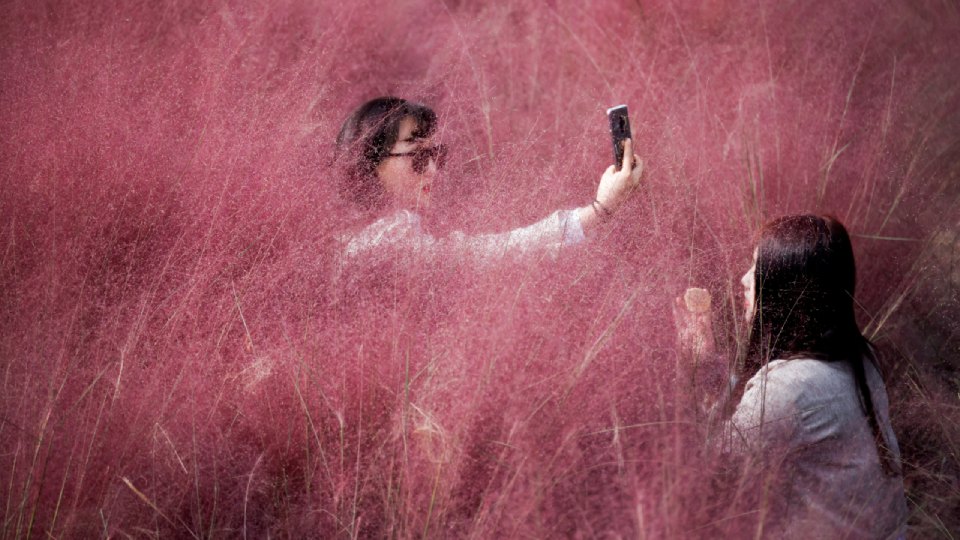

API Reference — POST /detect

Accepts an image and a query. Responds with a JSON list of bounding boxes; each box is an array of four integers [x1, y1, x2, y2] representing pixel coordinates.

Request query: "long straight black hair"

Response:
[[738, 214, 898, 475]]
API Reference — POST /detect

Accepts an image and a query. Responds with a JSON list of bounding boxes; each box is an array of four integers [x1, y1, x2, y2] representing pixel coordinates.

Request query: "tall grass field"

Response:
[[1, 0, 958, 537]]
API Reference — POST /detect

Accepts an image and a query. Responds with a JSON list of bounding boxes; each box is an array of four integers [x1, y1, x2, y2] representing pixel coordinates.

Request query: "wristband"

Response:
[[593, 199, 613, 218]]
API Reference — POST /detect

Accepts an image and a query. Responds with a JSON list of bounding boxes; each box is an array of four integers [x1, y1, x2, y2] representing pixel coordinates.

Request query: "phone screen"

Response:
[[607, 105, 631, 170]]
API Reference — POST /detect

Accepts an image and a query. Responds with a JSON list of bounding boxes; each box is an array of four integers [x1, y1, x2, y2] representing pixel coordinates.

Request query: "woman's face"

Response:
[[376, 116, 439, 210], [741, 248, 758, 322]]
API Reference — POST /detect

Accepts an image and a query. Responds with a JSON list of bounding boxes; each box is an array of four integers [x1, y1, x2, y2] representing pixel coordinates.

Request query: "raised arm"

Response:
[[342, 138, 644, 268], [576, 138, 644, 233]]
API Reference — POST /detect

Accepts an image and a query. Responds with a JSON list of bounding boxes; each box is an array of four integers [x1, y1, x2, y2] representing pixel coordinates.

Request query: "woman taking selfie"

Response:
[[678, 215, 908, 538], [333, 97, 643, 265]]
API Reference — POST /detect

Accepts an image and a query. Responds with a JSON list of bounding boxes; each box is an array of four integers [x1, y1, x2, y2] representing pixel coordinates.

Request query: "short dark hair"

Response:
[[334, 97, 437, 211]]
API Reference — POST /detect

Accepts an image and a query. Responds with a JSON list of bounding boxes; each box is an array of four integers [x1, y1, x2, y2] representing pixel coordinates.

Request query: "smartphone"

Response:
[[606, 104, 631, 170]]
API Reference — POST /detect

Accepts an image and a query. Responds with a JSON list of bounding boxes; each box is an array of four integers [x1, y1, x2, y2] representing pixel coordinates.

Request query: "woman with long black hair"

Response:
[[678, 214, 908, 538]]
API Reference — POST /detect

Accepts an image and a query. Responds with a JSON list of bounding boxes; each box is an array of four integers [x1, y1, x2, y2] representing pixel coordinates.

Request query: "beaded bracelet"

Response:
[[592, 199, 613, 218]]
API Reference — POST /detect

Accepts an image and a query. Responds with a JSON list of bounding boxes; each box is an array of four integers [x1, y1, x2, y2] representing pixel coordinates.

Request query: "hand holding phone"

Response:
[[607, 104, 632, 170], [580, 104, 643, 227]]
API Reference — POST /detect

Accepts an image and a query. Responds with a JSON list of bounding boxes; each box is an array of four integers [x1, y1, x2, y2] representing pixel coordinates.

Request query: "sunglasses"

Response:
[[385, 144, 448, 174]]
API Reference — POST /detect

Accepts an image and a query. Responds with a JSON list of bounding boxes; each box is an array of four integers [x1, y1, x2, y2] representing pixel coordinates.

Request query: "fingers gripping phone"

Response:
[[607, 104, 632, 171]]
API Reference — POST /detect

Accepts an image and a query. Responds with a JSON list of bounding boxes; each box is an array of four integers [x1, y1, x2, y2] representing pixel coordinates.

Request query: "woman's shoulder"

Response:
[[363, 209, 422, 232], [746, 358, 849, 401], [343, 209, 424, 256], [750, 358, 867, 416], [759, 357, 848, 381]]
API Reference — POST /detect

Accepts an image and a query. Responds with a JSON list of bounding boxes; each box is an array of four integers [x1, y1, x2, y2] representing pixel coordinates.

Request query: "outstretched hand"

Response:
[[596, 138, 644, 213], [575, 138, 645, 231], [672, 288, 728, 417], [672, 289, 716, 360]]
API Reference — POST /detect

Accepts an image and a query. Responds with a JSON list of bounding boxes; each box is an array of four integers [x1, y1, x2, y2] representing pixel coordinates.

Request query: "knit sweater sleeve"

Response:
[[727, 360, 803, 456], [343, 208, 586, 268]]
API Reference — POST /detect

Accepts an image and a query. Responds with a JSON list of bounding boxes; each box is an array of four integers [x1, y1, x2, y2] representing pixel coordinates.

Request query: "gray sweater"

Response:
[[729, 357, 908, 539]]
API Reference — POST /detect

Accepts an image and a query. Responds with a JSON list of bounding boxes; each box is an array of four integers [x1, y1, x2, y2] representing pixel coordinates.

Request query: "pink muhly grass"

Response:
[[1, 0, 958, 537]]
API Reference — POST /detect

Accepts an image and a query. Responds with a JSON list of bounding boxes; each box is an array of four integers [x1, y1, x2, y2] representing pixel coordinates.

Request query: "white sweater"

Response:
[[341, 208, 586, 267]]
